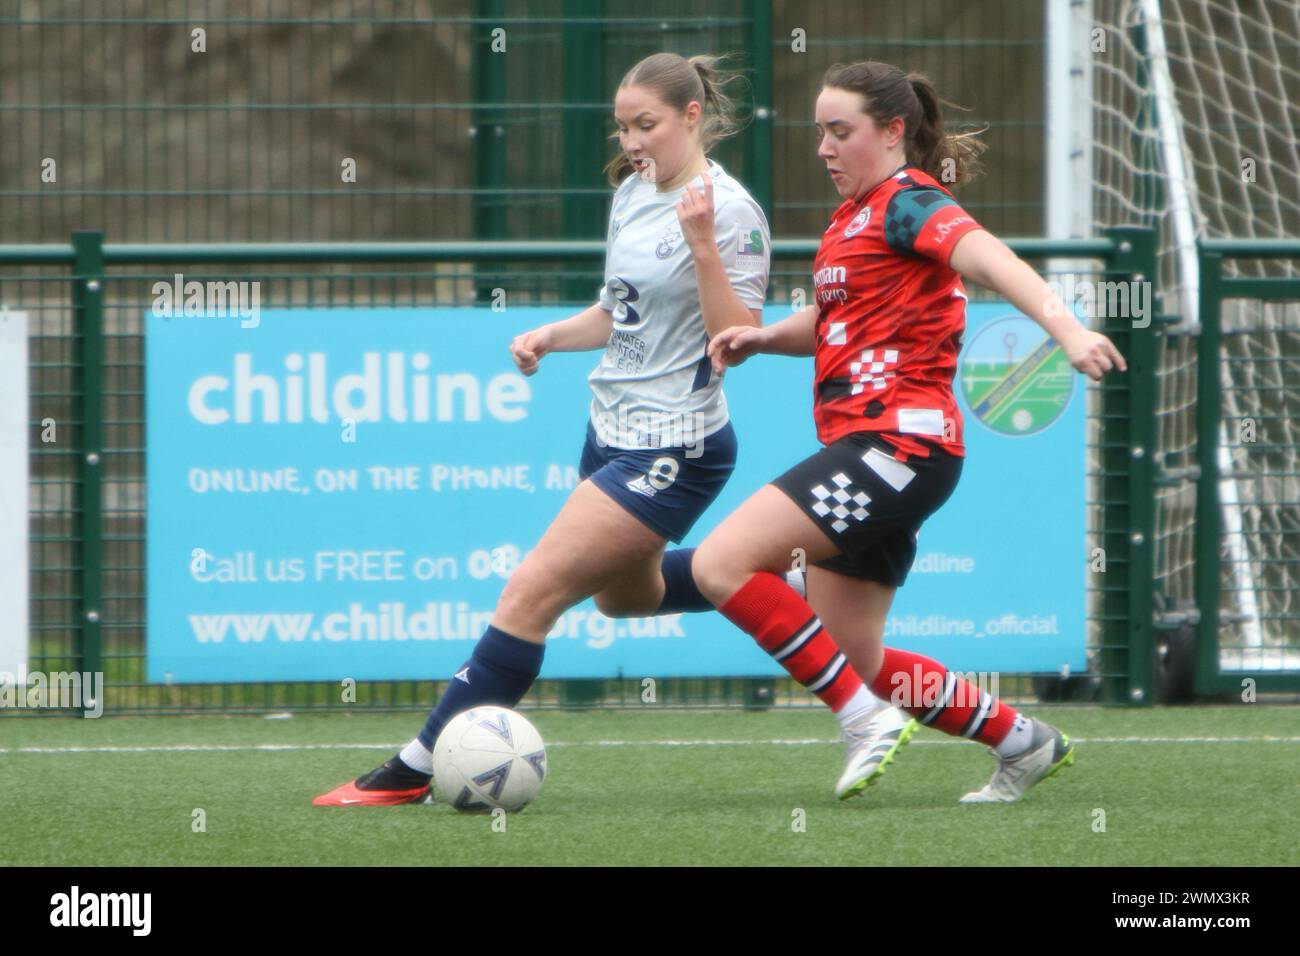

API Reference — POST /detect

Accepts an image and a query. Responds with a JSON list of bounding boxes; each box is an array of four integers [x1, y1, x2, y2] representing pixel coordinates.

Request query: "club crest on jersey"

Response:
[[655, 228, 682, 259], [843, 207, 871, 238]]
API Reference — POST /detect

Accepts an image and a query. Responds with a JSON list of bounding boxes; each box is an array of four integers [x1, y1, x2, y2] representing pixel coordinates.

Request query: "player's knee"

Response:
[[691, 539, 745, 607], [591, 589, 639, 618], [496, 566, 565, 628]]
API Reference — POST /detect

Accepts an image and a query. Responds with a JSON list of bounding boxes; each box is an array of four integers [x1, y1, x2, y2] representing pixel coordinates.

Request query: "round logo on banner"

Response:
[[959, 315, 1073, 436]]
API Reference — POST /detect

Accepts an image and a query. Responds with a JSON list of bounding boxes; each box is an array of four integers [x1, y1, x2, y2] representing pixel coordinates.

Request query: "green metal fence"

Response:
[[3, 1, 1050, 246], [1195, 240, 1300, 695], [2, 228, 1162, 715]]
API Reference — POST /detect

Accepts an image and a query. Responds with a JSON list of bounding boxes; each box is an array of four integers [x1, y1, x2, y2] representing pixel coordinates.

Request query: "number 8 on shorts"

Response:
[[647, 456, 680, 491]]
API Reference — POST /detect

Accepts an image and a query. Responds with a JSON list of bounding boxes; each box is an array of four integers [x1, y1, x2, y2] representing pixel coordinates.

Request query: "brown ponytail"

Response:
[[823, 61, 987, 187], [603, 52, 750, 186]]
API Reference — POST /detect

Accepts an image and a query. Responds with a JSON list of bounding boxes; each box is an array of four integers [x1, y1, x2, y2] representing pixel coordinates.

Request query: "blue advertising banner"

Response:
[[146, 305, 1084, 683]]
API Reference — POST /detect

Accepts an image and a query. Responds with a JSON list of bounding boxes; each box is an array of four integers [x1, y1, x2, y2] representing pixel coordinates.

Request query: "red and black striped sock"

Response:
[[718, 572, 863, 712], [868, 646, 1017, 745]]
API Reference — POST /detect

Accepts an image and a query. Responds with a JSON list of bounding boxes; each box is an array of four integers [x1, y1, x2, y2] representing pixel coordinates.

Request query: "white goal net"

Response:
[[1088, 0, 1300, 668]]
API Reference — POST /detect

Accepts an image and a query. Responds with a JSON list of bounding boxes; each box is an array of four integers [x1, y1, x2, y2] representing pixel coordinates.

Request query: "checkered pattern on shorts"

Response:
[[809, 472, 872, 534]]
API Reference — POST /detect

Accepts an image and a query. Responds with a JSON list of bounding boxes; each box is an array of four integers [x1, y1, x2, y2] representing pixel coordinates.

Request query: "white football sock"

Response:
[[835, 684, 883, 727], [994, 714, 1034, 758], [399, 737, 434, 775], [784, 569, 807, 598]]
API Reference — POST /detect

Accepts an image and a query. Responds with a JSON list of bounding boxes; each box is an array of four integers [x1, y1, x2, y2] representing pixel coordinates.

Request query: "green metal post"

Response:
[[1102, 226, 1158, 705], [472, 0, 509, 303], [561, 3, 608, 702], [562, 0, 606, 302], [746, 0, 774, 219], [1194, 252, 1223, 694], [72, 230, 105, 712]]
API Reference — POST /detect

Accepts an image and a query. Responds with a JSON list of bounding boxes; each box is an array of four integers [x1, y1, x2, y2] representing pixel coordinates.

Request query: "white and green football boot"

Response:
[[959, 718, 1075, 804], [834, 704, 918, 799]]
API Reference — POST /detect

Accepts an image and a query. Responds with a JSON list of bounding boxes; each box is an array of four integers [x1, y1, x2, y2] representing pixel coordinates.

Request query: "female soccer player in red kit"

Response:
[[693, 61, 1127, 803]]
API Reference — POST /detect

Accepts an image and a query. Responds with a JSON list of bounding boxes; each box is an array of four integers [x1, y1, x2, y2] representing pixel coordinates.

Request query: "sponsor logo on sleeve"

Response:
[[735, 226, 766, 269], [934, 215, 975, 243]]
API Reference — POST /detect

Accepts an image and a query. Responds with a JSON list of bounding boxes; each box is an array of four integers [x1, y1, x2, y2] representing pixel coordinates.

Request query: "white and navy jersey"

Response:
[[589, 159, 771, 450]]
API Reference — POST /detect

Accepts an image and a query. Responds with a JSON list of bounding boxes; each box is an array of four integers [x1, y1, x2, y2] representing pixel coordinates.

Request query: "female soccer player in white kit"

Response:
[[315, 52, 892, 806]]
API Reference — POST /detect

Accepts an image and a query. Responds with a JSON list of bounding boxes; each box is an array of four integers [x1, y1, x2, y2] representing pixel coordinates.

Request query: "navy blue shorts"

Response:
[[578, 421, 737, 543]]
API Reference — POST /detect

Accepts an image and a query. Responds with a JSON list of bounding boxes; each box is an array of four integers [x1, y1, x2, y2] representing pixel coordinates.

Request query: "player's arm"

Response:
[[760, 303, 819, 355], [690, 247, 763, 339], [949, 229, 1127, 381], [708, 302, 818, 374], [679, 176, 764, 339], [510, 303, 613, 376]]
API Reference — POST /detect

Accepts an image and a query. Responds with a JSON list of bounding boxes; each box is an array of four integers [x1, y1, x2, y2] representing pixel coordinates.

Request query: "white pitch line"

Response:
[[590, 735, 1300, 746], [2, 735, 1299, 755]]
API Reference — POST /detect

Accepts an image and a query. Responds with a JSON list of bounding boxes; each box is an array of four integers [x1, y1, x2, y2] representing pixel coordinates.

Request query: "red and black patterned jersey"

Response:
[[812, 165, 983, 459]]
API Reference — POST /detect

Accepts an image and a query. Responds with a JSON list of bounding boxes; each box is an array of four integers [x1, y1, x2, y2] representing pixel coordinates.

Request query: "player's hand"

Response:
[[510, 326, 552, 376], [708, 324, 768, 374], [677, 171, 716, 254], [1062, 327, 1127, 381]]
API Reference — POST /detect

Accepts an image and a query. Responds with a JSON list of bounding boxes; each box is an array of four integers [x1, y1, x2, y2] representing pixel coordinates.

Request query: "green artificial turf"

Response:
[[1, 705, 1296, 866]]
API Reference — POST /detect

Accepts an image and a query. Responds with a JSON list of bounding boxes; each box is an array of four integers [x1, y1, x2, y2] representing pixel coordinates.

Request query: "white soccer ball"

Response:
[[432, 706, 547, 812]]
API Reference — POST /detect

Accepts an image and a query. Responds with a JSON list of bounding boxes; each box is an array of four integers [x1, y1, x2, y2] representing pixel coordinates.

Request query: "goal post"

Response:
[[1070, 0, 1300, 682]]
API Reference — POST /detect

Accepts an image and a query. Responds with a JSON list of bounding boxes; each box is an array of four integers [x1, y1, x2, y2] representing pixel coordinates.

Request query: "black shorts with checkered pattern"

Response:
[[770, 430, 963, 588]]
